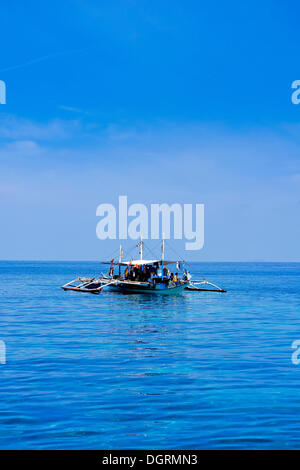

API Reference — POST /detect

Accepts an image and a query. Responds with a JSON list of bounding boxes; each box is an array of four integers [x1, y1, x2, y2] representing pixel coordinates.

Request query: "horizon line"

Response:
[[1, 259, 300, 263]]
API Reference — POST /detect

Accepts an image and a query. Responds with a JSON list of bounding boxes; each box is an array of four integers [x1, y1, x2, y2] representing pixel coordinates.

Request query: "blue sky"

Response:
[[1, 0, 300, 261]]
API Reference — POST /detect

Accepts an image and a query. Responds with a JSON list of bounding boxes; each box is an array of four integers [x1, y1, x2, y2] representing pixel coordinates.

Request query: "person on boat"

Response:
[[109, 259, 114, 277], [132, 265, 140, 280], [124, 266, 129, 279], [141, 265, 149, 282]]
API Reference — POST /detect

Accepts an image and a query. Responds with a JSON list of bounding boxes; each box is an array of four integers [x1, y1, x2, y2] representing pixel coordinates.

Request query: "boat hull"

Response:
[[109, 282, 187, 294]]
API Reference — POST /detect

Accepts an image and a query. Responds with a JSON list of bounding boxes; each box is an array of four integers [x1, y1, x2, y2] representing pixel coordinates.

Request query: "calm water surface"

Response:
[[0, 261, 300, 449]]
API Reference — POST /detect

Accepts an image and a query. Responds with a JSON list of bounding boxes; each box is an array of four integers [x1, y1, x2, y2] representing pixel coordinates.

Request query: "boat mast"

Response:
[[161, 235, 165, 278], [140, 234, 143, 260], [119, 244, 123, 276]]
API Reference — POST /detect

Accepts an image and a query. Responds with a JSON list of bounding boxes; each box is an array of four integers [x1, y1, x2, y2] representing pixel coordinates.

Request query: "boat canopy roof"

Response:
[[120, 259, 177, 266], [102, 259, 178, 266]]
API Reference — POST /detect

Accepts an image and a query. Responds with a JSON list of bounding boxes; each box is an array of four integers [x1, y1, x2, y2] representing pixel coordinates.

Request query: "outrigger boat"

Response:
[[61, 239, 226, 295]]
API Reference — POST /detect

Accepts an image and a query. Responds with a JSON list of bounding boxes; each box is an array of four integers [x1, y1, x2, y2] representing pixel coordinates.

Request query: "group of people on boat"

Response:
[[124, 263, 158, 282], [123, 264, 182, 285], [108, 260, 190, 286], [106, 246, 193, 288]]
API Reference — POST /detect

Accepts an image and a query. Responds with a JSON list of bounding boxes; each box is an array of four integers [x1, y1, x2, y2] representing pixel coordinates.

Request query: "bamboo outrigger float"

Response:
[[61, 238, 227, 295]]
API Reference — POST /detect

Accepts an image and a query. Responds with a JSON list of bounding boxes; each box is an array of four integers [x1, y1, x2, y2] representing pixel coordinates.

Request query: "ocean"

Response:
[[0, 261, 300, 449]]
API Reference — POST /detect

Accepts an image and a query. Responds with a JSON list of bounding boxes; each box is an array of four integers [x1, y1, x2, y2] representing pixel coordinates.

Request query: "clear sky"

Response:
[[1, 0, 300, 261]]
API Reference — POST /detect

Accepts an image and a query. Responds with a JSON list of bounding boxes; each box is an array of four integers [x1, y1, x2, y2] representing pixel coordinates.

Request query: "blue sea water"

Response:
[[0, 261, 300, 449]]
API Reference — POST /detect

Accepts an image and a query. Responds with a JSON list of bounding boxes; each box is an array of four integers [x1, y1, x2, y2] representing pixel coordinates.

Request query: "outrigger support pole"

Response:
[[99, 279, 118, 290], [61, 278, 118, 294], [187, 280, 227, 293]]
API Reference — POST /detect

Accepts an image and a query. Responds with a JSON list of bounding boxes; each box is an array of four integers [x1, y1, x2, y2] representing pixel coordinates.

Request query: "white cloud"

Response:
[[0, 114, 81, 141], [59, 105, 89, 115]]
